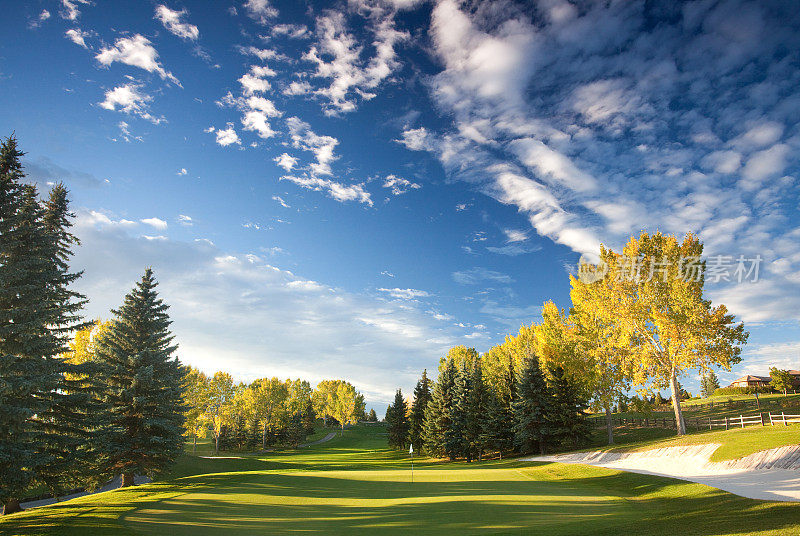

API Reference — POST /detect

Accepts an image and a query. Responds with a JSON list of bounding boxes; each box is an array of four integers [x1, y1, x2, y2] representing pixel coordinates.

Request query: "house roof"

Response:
[[732, 375, 770, 382]]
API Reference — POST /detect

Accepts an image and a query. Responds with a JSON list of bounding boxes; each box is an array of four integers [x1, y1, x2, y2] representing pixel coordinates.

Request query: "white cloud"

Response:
[[99, 83, 163, 124], [241, 110, 276, 139], [155, 5, 199, 41], [30, 9, 51, 28], [60, 0, 91, 21], [141, 217, 168, 230], [243, 0, 278, 24], [237, 45, 278, 61], [280, 175, 372, 206], [503, 229, 528, 242], [177, 168, 187, 175], [65, 28, 90, 48], [486, 243, 541, 256], [211, 123, 241, 146], [115, 120, 143, 143], [302, 10, 408, 114], [96, 35, 180, 85], [452, 267, 514, 285], [283, 80, 313, 96], [396, 127, 429, 151], [178, 214, 193, 226], [286, 117, 338, 176], [271, 23, 309, 39], [274, 153, 298, 172], [272, 195, 290, 208], [741, 144, 790, 186], [238, 64, 275, 95], [382, 175, 420, 195], [71, 211, 455, 407], [378, 288, 431, 300]]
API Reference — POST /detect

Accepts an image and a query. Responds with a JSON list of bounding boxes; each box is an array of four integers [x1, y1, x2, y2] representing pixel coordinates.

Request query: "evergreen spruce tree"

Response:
[[35, 184, 97, 497], [409, 369, 431, 451], [367, 408, 377, 422], [387, 389, 409, 448], [422, 358, 455, 457], [465, 360, 487, 461], [513, 353, 553, 455], [547, 366, 591, 449], [0, 138, 50, 514], [701, 371, 720, 398], [95, 269, 185, 486], [0, 137, 88, 513], [447, 366, 470, 460]]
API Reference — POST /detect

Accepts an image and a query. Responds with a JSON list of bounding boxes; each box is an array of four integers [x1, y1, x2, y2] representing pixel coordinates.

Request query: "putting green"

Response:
[[4, 425, 800, 535]]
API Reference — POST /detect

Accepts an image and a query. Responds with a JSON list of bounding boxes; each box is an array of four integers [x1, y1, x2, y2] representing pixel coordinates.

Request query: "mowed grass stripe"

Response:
[[4, 425, 800, 535]]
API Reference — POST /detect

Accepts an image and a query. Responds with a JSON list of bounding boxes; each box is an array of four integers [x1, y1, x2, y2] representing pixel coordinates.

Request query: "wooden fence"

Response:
[[593, 413, 800, 430]]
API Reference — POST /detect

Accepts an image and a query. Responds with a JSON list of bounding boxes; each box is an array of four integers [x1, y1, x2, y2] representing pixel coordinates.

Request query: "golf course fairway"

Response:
[[3, 425, 800, 535]]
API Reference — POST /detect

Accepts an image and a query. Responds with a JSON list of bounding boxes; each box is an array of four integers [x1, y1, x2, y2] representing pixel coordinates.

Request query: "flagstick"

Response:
[[409, 443, 414, 484]]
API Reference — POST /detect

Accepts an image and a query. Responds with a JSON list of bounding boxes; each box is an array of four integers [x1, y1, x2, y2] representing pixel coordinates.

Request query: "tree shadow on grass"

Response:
[[118, 467, 800, 536]]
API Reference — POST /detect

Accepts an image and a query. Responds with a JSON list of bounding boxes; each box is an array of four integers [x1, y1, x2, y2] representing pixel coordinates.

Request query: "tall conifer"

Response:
[[386, 389, 409, 448], [513, 353, 552, 455], [95, 269, 185, 486], [422, 359, 455, 457], [409, 369, 431, 450]]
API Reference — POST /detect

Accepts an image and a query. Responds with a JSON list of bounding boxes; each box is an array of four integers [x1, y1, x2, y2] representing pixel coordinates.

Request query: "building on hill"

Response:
[[729, 375, 771, 388], [728, 371, 800, 389]]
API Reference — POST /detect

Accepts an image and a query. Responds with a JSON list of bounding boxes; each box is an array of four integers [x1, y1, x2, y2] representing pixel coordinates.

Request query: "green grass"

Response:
[[4, 425, 800, 535], [588, 423, 800, 462]]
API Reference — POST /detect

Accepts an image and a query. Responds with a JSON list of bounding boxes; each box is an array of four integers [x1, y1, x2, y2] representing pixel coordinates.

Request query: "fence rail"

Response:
[[592, 413, 800, 430]]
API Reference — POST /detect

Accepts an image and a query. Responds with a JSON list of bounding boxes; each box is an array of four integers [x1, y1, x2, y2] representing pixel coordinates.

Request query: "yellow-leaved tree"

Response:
[[568, 277, 633, 445], [590, 232, 748, 435]]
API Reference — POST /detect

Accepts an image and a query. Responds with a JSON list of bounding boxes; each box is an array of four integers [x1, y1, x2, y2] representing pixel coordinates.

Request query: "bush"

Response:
[[713, 386, 773, 396], [629, 396, 653, 417]]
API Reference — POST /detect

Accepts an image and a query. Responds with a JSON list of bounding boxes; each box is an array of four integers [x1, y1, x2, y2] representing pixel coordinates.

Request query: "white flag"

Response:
[[409, 443, 414, 454]]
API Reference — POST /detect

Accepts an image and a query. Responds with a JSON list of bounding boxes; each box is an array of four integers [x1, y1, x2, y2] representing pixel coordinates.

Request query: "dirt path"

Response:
[[524, 444, 800, 502], [19, 475, 151, 510], [300, 431, 337, 448]]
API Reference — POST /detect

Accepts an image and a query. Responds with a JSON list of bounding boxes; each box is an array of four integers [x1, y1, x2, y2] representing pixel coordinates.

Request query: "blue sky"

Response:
[[2, 0, 799, 410]]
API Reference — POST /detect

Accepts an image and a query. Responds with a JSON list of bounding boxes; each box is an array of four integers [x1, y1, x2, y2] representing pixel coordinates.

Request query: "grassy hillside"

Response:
[[584, 423, 800, 462], [4, 425, 800, 535]]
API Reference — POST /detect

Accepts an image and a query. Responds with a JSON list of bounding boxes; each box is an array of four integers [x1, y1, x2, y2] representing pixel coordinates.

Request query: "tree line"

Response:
[[387, 232, 748, 457], [180, 372, 366, 453]]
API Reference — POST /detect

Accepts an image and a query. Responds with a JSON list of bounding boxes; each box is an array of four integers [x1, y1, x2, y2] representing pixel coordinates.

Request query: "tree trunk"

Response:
[[2, 499, 22, 515], [669, 373, 686, 435], [193, 434, 197, 454], [215, 433, 220, 454], [121, 473, 135, 487], [262, 421, 268, 450], [605, 403, 614, 445], [323, 415, 328, 427]]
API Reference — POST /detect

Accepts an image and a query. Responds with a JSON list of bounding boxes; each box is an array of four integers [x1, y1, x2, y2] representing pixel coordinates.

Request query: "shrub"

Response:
[[713, 386, 773, 396]]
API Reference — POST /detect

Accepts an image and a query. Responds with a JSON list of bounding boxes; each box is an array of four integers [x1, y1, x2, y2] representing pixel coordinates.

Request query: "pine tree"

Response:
[[513, 353, 552, 455], [0, 141, 48, 514], [95, 269, 185, 486], [701, 370, 720, 398], [409, 369, 431, 451], [0, 137, 88, 513], [465, 360, 487, 461], [447, 366, 470, 460], [34, 184, 98, 498], [387, 389, 409, 449], [422, 358, 455, 457], [367, 408, 377, 422], [547, 366, 591, 449]]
